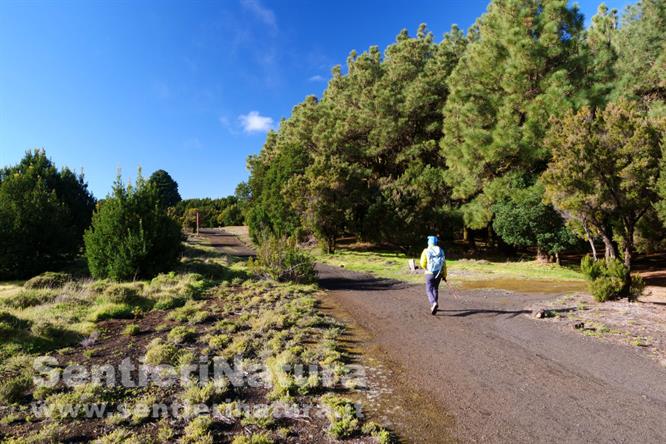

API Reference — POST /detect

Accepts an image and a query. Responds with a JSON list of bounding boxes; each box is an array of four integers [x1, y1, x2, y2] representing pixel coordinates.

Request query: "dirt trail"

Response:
[[207, 229, 666, 443]]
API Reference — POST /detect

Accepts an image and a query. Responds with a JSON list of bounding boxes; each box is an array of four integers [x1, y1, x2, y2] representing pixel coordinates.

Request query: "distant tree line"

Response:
[[245, 0, 666, 278], [0, 153, 248, 280]]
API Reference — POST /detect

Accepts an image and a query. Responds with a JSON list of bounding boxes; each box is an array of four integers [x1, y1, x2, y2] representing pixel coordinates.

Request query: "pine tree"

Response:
[[84, 172, 182, 280], [148, 169, 182, 209], [584, 4, 619, 108], [613, 0, 666, 113], [0, 149, 95, 279], [442, 0, 585, 230]]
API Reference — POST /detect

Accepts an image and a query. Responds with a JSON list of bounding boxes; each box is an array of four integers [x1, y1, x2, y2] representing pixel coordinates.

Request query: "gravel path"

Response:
[[208, 229, 666, 443], [317, 263, 666, 443]]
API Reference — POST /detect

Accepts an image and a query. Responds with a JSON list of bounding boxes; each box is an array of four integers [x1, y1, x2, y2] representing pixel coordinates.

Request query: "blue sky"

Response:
[[0, 0, 631, 199]]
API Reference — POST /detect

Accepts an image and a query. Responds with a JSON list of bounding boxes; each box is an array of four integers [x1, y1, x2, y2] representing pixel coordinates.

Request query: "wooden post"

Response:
[[195, 211, 200, 235]]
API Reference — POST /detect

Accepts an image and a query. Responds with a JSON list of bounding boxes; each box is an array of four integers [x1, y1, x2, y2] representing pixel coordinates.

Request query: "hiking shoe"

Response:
[[431, 302, 438, 315]]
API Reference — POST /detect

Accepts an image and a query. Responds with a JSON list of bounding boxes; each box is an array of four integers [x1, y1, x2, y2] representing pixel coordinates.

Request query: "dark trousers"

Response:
[[425, 273, 442, 305]]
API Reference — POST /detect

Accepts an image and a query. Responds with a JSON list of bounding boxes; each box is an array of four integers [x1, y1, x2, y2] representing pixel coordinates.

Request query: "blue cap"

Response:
[[427, 235, 438, 246]]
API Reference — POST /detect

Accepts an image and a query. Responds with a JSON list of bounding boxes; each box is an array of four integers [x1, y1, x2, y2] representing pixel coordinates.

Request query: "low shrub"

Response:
[[0, 374, 33, 404], [240, 406, 276, 429], [143, 338, 179, 365], [208, 333, 231, 349], [362, 422, 393, 444], [580, 256, 644, 302], [153, 294, 187, 310], [123, 324, 141, 336], [167, 301, 210, 324], [181, 379, 228, 405], [93, 428, 142, 444], [4, 289, 59, 309], [88, 303, 134, 321], [248, 236, 317, 284], [44, 383, 110, 420], [231, 433, 273, 444], [3, 422, 61, 444], [24, 272, 71, 289], [181, 416, 214, 444], [167, 325, 197, 344], [321, 394, 360, 439]]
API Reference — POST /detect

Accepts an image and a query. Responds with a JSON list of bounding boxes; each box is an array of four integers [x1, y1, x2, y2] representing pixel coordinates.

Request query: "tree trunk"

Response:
[[555, 252, 560, 266], [583, 225, 597, 260], [487, 225, 495, 248], [328, 236, 336, 255], [621, 224, 635, 300], [536, 246, 548, 262], [623, 225, 634, 271], [464, 226, 475, 248], [601, 234, 617, 261]]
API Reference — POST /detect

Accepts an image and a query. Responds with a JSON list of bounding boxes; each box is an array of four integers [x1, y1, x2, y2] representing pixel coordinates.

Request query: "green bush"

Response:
[[321, 394, 360, 439], [231, 432, 273, 444], [580, 255, 604, 280], [3, 289, 59, 309], [89, 302, 135, 321], [123, 324, 141, 336], [248, 235, 317, 284], [84, 172, 183, 280], [580, 256, 644, 302], [143, 338, 179, 365], [0, 150, 95, 279], [24, 271, 71, 289], [0, 374, 32, 404], [167, 325, 197, 344]]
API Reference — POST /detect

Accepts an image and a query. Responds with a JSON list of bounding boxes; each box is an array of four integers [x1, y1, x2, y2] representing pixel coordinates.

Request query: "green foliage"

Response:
[[93, 428, 142, 444], [580, 255, 644, 302], [181, 416, 214, 444], [442, 0, 584, 216], [88, 302, 134, 321], [174, 196, 243, 229], [217, 203, 245, 226], [231, 433, 273, 444], [84, 171, 183, 280], [4, 289, 59, 309], [23, 271, 71, 289], [321, 394, 360, 439], [583, 4, 619, 108], [167, 325, 196, 344], [248, 235, 317, 284], [123, 323, 141, 336], [148, 169, 182, 208], [143, 338, 179, 365], [492, 183, 577, 258], [580, 255, 604, 281], [247, 25, 466, 251], [544, 100, 662, 269], [0, 149, 95, 279], [612, 0, 666, 109]]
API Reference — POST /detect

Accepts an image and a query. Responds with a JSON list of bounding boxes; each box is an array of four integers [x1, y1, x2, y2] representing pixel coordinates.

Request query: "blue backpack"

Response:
[[427, 247, 445, 275]]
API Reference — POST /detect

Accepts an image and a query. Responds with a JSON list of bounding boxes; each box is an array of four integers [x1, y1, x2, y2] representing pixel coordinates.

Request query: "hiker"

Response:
[[420, 235, 446, 315]]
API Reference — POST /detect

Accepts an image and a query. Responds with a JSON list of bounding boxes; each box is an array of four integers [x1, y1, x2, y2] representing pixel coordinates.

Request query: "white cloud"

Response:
[[240, 0, 277, 30], [308, 75, 326, 82], [238, 111, 273, 133]]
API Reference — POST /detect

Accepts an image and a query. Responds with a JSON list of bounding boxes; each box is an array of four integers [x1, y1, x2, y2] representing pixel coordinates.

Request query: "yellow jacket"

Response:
[[420, 246, 447, 278]]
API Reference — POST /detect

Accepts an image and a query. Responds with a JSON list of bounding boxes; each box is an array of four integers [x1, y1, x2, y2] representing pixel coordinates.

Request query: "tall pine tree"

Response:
[[442, 0, 584, 230]]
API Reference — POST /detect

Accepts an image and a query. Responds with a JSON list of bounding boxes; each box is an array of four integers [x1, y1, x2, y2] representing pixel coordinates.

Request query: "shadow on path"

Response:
[[316, 264, 412, 292]]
